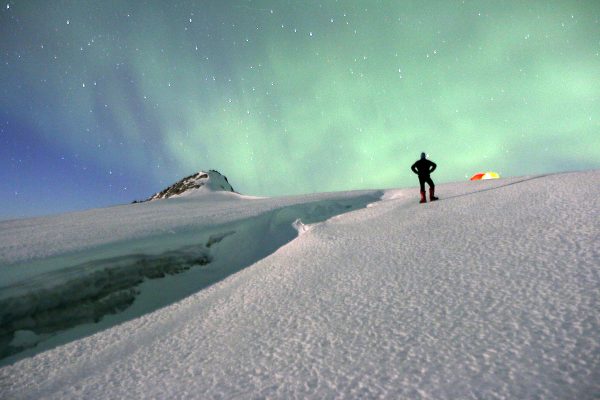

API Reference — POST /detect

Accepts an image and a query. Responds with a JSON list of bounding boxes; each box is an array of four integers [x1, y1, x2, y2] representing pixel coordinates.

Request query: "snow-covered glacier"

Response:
[[1, 171, 599, 399]]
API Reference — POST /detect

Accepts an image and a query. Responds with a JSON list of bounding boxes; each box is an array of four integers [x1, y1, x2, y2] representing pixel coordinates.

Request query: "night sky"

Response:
[[1, 1, 599, 220]]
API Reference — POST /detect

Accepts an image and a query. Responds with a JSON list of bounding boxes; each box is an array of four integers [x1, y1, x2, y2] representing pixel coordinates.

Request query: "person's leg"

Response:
[[419, 177, 427, 203], [427, 178, 438, 201]]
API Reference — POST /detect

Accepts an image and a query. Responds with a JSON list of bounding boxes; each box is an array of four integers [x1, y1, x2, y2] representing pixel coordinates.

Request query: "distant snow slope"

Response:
[[1, 171, 599, 399]]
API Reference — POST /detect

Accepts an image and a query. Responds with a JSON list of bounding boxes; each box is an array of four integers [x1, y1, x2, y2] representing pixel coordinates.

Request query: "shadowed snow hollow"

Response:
[[0, 188, 382, 364]]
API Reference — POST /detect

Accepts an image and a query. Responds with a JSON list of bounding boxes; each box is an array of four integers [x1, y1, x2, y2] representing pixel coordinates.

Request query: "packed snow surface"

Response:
[[1, 171, 599, 399]]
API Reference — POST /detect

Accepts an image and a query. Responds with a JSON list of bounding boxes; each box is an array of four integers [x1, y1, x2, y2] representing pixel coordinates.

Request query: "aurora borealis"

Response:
[[1, 1, 599, 219]]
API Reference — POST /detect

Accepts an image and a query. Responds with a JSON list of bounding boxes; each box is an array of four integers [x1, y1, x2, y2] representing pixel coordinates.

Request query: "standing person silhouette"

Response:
[[411, 152, 439, 203]]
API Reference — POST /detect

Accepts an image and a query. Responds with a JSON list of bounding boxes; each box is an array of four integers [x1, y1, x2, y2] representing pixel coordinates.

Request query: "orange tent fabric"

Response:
[[470, 172, 500, 180]]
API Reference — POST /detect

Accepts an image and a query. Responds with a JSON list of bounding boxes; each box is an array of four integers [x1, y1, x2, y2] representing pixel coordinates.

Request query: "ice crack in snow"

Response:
[[0, 193, 381, 364]]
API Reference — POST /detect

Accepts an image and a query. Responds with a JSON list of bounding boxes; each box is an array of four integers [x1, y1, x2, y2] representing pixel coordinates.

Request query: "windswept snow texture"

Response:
[[1, 171, 600, 399]]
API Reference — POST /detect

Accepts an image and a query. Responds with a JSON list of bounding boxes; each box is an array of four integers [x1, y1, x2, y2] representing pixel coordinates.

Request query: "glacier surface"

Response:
[[0, 171, 599, 399]]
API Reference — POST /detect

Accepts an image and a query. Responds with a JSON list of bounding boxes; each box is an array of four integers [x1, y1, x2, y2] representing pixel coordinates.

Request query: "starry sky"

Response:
[[1, 0, 599, 220]]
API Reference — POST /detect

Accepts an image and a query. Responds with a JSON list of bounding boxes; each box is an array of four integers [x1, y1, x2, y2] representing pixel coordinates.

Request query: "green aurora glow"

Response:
[[1, 0, 599, 209]]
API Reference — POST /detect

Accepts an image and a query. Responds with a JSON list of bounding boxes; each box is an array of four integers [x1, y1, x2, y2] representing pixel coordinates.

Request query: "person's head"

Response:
[[420, 152, 426, 160]]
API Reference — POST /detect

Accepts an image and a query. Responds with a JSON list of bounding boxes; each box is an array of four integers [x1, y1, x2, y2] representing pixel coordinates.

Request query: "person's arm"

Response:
[[411, 162, 418, 174], [429, 161, 437, 173]]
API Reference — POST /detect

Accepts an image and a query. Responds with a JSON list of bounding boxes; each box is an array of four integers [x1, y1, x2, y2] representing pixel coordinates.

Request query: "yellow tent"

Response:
[[470, 172, 500, 181]]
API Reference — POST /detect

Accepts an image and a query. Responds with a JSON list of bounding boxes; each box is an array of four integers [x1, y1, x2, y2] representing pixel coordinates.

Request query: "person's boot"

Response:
[[420, 191, 427, 203], [429, 187, 439, 201]]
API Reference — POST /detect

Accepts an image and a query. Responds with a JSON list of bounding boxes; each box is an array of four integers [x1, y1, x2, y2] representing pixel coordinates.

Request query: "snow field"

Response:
[[0, 171, 599, 399]]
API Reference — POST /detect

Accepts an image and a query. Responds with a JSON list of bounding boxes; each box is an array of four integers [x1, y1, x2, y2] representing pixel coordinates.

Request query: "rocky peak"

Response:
[[138, 170, 235, 202]]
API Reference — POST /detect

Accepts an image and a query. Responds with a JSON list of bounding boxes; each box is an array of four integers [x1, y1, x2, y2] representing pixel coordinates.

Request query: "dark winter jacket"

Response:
[[411, 159, 437, 178]]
